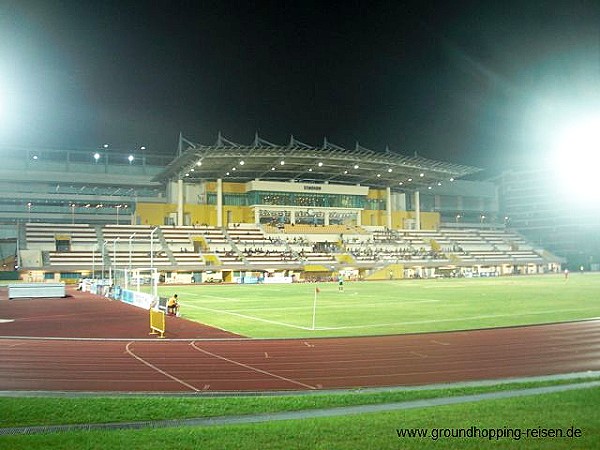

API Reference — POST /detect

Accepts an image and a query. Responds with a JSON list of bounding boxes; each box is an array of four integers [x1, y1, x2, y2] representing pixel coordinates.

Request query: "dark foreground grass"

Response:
[[1, 377, 598, 428], [1, 385, 598, 449], [158, 274, 600, 338]]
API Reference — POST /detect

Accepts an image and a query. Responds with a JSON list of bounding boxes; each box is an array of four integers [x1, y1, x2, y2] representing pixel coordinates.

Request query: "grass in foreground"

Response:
[[1, 376, 598, 428], [158, 273, 600, 338], [1, 385, 598, 449]]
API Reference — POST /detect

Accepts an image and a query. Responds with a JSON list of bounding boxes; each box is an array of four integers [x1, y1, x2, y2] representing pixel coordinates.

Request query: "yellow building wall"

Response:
[[360, 209, 440, 229], [204, 181, 246, 193], [136, 203, 253, 227], [391, 211, 440, 230], [135, 203, 176, 226], [366, 188, 387, 200]]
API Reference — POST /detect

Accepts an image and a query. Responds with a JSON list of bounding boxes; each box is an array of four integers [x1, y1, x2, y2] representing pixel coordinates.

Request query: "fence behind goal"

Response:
[[112, 268, 158, 309]]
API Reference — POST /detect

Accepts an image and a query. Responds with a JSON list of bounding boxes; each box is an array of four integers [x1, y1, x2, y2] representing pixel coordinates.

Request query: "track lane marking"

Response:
[[125, 342, 200, 392], [190, 341, 317, 390]]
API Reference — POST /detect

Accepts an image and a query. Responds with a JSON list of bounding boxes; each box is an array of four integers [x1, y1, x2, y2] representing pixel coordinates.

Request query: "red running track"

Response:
[[1, 288, 599, 392]]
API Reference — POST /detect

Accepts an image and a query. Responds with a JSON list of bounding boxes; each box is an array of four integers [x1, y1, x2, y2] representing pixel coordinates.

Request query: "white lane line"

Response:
[[190, 341, 317, 390], [125, 342, 200, 392], [183, 304, 313, 330]]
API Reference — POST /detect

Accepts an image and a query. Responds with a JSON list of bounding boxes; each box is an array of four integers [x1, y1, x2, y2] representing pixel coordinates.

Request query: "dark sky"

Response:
[[1, 1, 599, 171]]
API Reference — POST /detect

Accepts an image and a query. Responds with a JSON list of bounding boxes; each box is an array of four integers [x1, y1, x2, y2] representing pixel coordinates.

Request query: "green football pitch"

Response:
[[158, 273, 600, 338]]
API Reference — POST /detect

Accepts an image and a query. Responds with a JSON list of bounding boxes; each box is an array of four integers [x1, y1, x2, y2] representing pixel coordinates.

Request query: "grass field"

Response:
[[1, 381, 598, 449], [158, 273, 600, 338]]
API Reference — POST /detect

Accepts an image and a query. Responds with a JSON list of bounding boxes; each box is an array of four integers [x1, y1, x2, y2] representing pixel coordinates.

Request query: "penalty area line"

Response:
[[183, 304, 313, 330]]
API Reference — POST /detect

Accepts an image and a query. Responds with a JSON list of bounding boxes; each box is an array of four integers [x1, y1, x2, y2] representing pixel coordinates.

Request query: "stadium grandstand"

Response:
[[0, 134, 568, 283]]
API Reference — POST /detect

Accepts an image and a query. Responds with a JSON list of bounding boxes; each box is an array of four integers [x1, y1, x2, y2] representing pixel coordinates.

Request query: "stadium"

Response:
[[1, 135, 599, 446]]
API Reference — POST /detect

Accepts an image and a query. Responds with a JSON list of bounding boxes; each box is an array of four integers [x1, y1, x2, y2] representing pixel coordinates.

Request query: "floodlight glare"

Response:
[[552, 115, 600, 200]]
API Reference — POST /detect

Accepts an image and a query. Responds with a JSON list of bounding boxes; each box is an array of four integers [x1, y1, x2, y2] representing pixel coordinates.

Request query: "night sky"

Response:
[[1, 1, 599, 171]]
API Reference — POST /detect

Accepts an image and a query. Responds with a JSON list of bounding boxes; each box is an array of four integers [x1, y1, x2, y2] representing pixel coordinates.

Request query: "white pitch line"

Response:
[[205, 300, 440, 314], [318, 308, 594, 331], [183, 304, 313, 330], [125, 342, 200, 392], [190, 341, 316, 390]]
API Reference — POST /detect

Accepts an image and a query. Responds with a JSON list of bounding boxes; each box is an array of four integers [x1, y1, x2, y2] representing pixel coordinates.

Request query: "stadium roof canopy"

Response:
[[153, 133, 481, 191]]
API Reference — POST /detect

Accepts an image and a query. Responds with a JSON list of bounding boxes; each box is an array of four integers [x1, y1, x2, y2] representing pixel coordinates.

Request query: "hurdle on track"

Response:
[[149, 308, 166, 338]]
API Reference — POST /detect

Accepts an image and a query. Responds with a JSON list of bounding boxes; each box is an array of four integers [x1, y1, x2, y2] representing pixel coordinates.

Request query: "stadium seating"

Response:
[[22, 222, 548, 272]]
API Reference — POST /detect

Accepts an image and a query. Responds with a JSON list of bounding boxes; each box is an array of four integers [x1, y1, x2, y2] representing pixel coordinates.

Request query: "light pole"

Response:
[[101, 239, 107, 279], [27, 202, 32, 223], [109, 237, 119, 283], [150, 227, 159, 269], [71, 203, 76, 224], [128, 232, 136, 269], [113, 237, 120, 268]]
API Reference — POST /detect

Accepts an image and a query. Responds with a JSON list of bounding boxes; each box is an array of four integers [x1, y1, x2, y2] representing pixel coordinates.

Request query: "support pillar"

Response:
[[414, 190, 421, 230], [254, 207, 260, 224], [177, 179, 184, 226], [216, 178, 223, 227], [386, 186, 392, 229]]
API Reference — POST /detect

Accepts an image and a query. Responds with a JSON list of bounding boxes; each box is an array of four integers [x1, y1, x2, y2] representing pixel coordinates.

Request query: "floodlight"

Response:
[[552, 115, 600, 200]]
